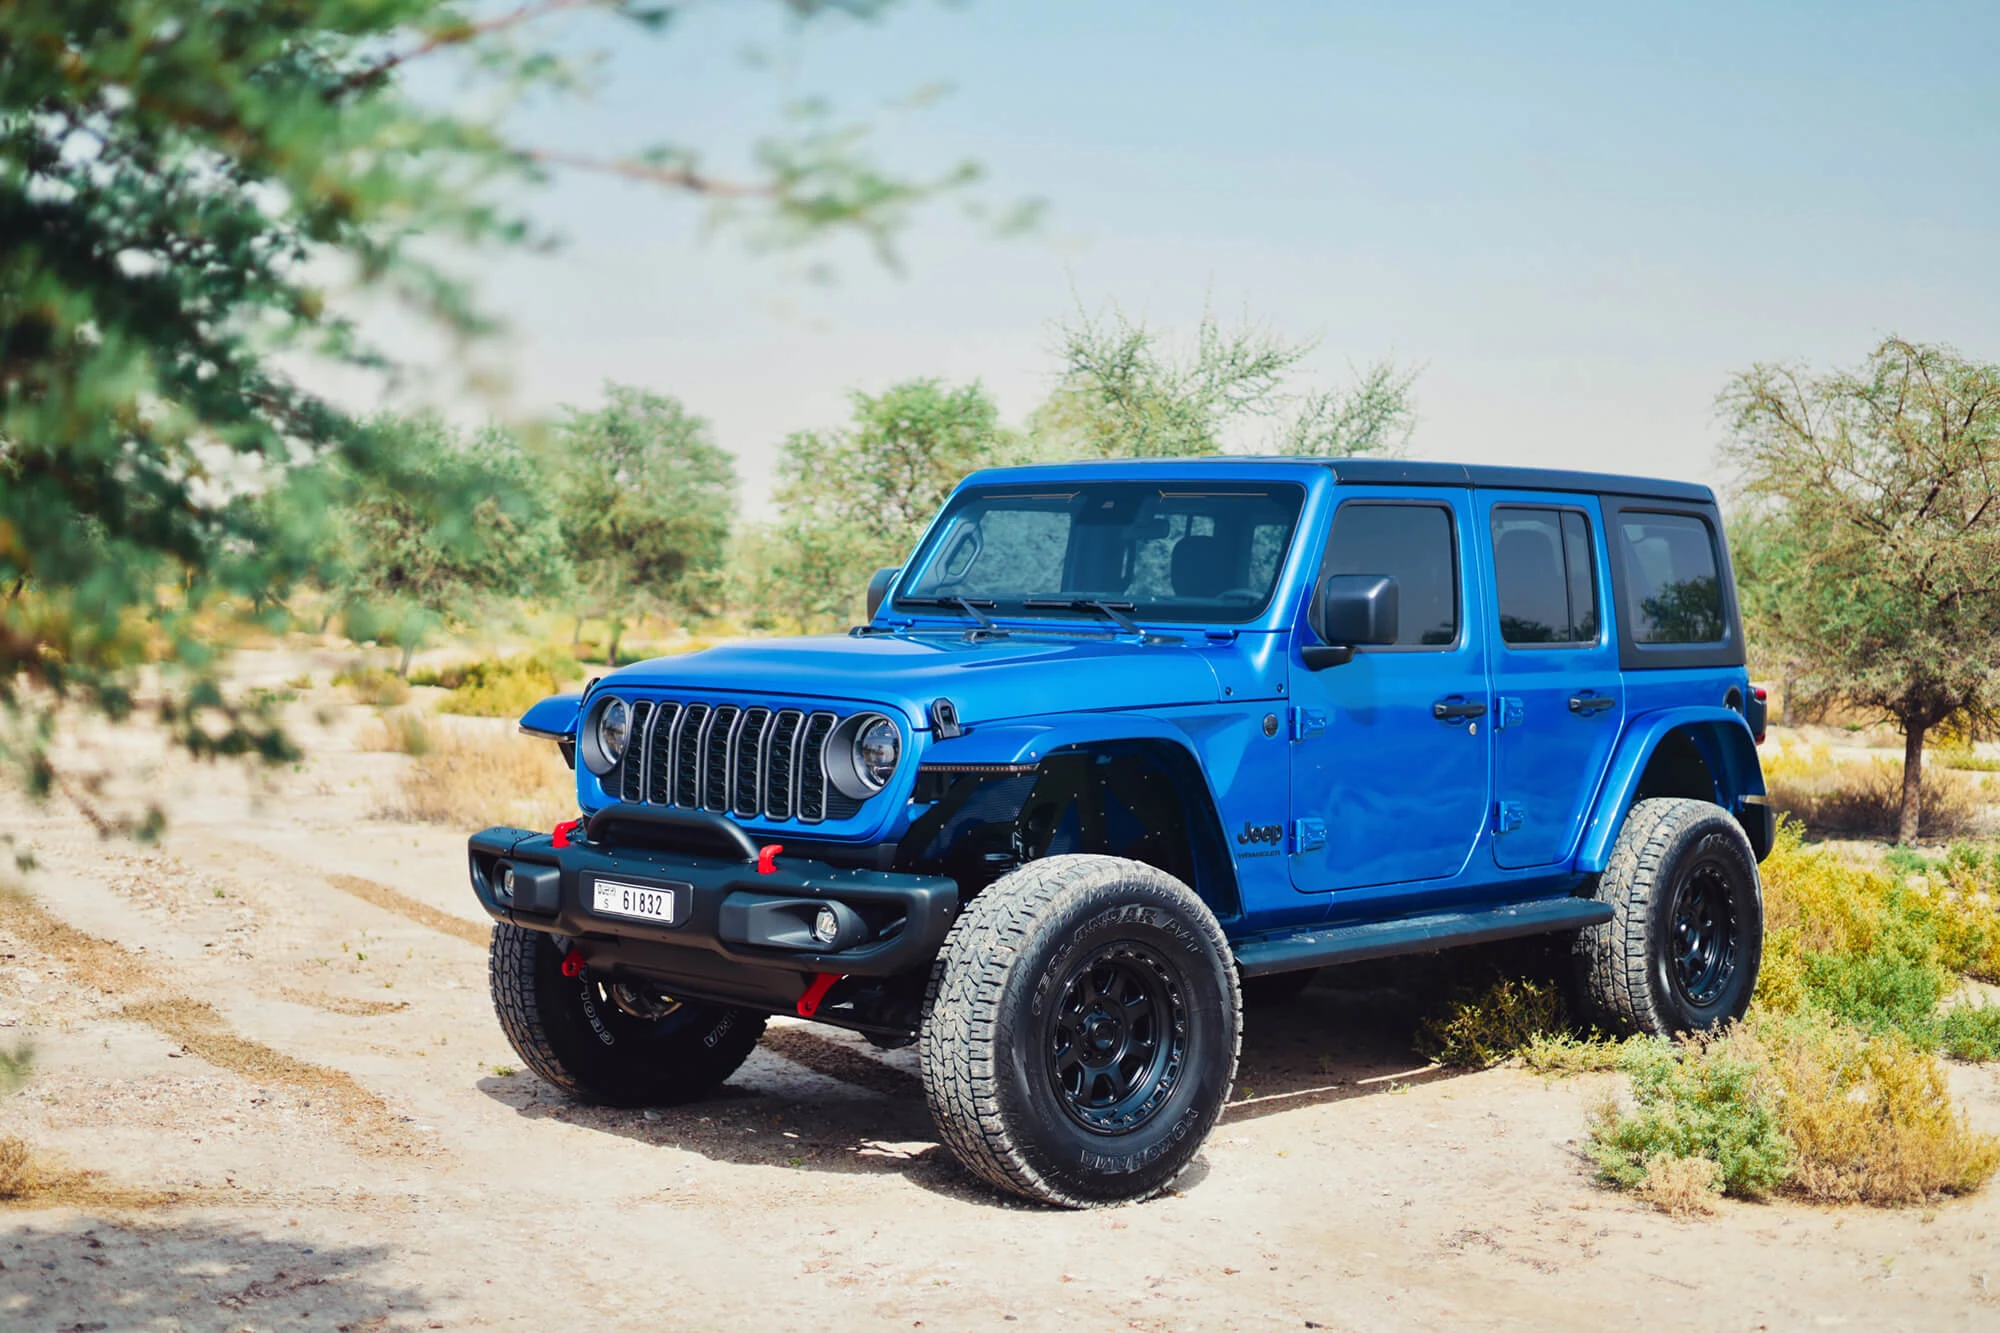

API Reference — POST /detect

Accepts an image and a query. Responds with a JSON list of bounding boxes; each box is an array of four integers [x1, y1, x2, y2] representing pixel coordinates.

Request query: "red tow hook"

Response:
[[796, 971, 842, 1019], [560, 947, 587, 978], [552, 818, 583, 849], [756, 843, 783, 875]]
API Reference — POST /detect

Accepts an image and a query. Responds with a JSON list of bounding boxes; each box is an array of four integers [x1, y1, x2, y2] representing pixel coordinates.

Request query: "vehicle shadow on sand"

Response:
[[474, 959, 1478, 1204], [0, 1213, 427, 1330]]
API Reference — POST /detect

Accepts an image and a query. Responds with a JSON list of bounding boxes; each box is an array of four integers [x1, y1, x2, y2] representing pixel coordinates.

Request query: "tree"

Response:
[[550, 385, 737, 665], [1029, 307, 1416, 460], [761, 378, 1020, 625], [0, 0, 983, 817], [1720, 338, 2000, 843], [337, 415, 571, 675]]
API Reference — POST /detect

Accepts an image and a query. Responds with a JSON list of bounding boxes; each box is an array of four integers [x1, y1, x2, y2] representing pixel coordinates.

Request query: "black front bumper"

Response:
[[467, 806, 959, 1013]]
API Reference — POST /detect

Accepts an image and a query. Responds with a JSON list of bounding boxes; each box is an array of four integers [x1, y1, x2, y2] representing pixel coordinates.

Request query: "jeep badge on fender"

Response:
[[472, 458, 1770, 1208]]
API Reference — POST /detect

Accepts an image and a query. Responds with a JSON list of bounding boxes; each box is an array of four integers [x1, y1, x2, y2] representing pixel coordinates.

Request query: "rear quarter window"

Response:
[[1617, 512, 1724, 644]]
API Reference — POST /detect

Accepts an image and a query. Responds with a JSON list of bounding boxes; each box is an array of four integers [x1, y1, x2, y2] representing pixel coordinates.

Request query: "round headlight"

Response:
[[855, 716, 901, 789], [597, 698, 631, 763]]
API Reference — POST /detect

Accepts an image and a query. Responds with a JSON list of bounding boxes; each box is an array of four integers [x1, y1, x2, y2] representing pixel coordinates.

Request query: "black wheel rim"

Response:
[[1668, 859, 1739, 1008], [1045, 943, 1188, 1134]]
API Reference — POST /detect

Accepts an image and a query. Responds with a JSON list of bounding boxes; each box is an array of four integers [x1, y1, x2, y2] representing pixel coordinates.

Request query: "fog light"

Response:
[[812, 906, 840, 945]]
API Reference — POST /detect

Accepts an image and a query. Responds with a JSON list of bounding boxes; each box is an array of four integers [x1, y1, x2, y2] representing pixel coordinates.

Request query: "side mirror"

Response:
[[865, 566, 901, 621], [1305, 574, 1398, 669]]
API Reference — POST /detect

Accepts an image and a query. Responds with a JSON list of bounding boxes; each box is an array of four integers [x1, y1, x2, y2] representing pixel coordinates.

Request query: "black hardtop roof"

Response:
[[1321, 457, 1713, 503], [1009, 455, 1716, 504]]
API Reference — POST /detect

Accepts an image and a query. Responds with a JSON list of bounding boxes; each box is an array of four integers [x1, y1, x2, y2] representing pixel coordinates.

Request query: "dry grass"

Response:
[[1634, 1152, 1722, 1217], [1755, 822, 2000, 1020], [1521, 1031, 1633, 1077], [391, 729, 575, 832], [0, 881, 416, 1153], [414, 646, 582, 718], [0, 1136, 190, 1210], [1935, 743, 2000, 774], [1590, 1013, 2000, 1210], [1756, 1014, 2000, 1205], [1417, 978, 1568, 1069], [1763, 741, 1986, 840], [0, 1134, 30, 1197], [278, 987, 410, 1017], [360, 710, 435, 756], [332, 664, 411, 707], [325, 873, 489, 948]]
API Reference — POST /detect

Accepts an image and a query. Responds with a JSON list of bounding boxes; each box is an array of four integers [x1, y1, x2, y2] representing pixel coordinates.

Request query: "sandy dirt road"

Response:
[[3, 669, 1999, 1331]]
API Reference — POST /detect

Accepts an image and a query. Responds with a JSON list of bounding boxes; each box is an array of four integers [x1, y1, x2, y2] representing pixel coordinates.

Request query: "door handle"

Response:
[[1432, 698, 1488, 722], [1568, 693, 1615, 716]]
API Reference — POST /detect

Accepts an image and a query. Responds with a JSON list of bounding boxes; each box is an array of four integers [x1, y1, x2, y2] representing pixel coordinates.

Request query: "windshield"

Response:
[[895, 481, 1307, 625]]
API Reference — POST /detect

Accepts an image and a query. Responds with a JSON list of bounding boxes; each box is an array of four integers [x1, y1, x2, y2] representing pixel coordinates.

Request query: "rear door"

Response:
[[1288, 488, 1492, 891], [1480, 493, 1624, 869]]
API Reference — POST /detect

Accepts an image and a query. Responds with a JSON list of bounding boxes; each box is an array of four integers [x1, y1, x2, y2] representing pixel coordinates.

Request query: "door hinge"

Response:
[[1289, 707, 1327, 741], [1493, 800, 1525, 834], [1292, 818, 1326, 853], [1495, 696, 1525, 730]]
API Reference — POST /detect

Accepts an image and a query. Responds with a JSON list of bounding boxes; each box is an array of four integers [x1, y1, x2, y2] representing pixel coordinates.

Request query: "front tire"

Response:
[[920, 855, 1241, 1208], [489, 923, 765, 1106], [1573, 797, 1763, 1036]]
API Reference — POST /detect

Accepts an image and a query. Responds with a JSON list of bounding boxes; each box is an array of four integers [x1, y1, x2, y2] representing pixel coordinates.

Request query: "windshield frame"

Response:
[[890, 479, 1311, 628]]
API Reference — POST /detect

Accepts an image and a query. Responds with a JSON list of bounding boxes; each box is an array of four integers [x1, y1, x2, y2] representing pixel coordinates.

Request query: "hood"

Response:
[[606, 632, 1224, 728]]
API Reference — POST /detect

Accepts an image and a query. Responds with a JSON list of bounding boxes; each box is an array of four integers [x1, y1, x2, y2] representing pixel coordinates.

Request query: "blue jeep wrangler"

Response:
[[470, 458, 1772, 1207]]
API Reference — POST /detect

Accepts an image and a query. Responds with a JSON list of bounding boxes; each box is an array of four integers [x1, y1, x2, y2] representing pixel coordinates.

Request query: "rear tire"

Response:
[[489, 923, 765, 1106], [920, 855, 1240, 1208], [1573, 798, 1763, 1037]]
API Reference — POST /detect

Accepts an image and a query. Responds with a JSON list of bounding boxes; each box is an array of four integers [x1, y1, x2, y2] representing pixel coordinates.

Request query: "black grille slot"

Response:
[[644, 702, 681, 805], [763, 709, 803, 820], [702, 705, 740, 811], [674, 703, 709, 807], [734, 708, 770, 817], [797, 711, 837, 823], [618, 700, 654, 804]]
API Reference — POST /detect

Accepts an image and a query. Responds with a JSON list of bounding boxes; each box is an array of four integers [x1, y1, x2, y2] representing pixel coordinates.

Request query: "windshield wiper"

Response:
[[1022, 598, 1143, 634], [896, 595, 998, 630]]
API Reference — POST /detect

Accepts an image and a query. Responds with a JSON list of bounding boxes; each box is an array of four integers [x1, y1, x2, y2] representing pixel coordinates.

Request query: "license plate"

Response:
[[591, 878, 683, 926]]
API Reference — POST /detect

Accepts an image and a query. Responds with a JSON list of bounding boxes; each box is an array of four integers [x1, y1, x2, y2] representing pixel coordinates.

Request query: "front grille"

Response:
[[618, 700, 654, 804], [606, 700, 853, 824]]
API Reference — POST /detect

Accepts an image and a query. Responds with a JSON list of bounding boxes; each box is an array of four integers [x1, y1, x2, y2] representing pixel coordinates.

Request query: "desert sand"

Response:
[[2, 650, 1997, 1332]]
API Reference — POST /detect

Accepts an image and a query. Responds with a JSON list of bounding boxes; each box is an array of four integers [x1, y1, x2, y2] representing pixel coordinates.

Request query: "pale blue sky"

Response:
[[409, 1, 2000, 514]]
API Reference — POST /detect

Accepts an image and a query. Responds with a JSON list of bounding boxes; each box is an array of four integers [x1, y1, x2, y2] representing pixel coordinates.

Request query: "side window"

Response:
[[1491, 506, 1599, 646], [1618, 512, 1724, 644], [1322, 502, 1459, 647]]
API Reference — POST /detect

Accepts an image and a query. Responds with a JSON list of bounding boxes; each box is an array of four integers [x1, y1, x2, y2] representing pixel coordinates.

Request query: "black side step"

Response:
[[1233, 897, 1613, 976]]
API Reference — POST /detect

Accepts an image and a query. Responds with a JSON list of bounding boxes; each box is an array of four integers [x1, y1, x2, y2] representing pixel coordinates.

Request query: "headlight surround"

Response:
[[826, 711, 901, 800], [579, 694, 632, 777]]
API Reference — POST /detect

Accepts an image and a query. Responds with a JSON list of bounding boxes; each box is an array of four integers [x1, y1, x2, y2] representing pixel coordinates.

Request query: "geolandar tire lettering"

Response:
[[919, 854, 1241, 1208], [1573, 797, 1764, 1037]]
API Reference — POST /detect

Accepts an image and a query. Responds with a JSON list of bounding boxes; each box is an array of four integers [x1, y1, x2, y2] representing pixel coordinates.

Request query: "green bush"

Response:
[[1417, 978, 1570, 1069], [1938, 1004, 2000, 1063], [414, 647, 581, 719], [1587, 1034, 1793, 1200]]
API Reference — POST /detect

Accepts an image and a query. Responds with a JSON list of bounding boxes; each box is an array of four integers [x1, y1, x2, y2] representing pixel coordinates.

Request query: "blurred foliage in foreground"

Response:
[[0, 0, 994, 822]]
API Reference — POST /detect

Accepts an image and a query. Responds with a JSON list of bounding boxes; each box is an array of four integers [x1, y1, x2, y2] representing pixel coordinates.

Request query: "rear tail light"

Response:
[[1750, 686, 1769, 744]]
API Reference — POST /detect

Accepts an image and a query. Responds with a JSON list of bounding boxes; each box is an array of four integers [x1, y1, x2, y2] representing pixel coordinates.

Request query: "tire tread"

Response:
[[919, 854, 1240, 1208]]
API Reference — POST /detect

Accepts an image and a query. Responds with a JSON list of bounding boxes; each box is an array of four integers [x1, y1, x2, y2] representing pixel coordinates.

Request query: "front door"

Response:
[[1289, 490, 1492, 891], [1481, 493, 1626, 869]]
